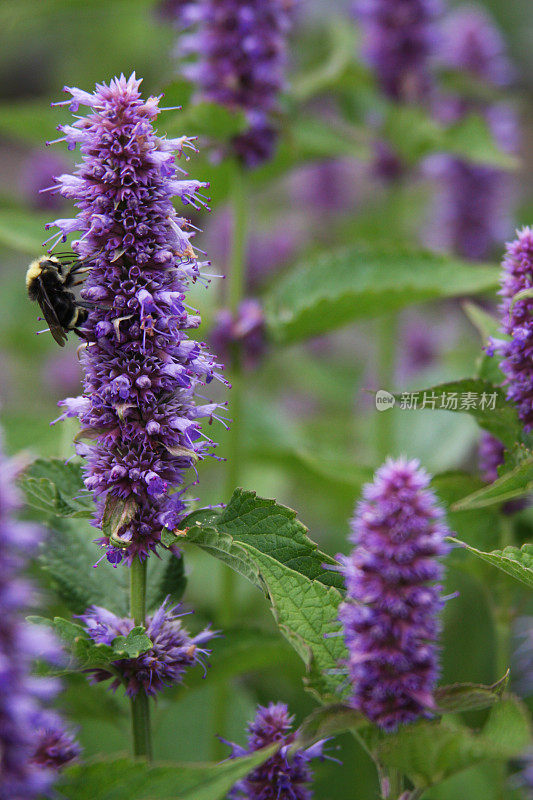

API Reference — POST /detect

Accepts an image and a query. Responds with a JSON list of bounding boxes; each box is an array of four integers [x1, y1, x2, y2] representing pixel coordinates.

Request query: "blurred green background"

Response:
[[1, 1, 533, 798]]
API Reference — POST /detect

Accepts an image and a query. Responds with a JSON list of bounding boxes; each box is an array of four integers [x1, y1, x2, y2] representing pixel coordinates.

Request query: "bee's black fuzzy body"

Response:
[[26, 256, 91, 346]]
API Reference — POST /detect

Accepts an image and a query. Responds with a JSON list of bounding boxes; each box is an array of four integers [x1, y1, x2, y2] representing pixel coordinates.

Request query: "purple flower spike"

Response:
[[478, 432, 505, 484], [427, 6, 518, 260], [46, 74, 226, 562], [497, 228, 533, 431], [224, 702, 326, 800], [353, 0, 442, 103], [177, 1, 295, 167], [0, 430, 79, 798], [338, 457, 451, 731], [78, 598, 216, 697]]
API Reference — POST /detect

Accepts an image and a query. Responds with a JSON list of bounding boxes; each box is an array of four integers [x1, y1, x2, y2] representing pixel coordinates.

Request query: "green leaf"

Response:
[[29, 615, 153, 676], [360, 697, 531, 789], [264, 245, 500, 344], [181, 489, 343, 589], [394, 379, 522, 450], [451, 453, 533, 510], [19, 458, 94, 519], [434, 672, 510, 713], [175, 491, 347, 700], [38, 516, 129, 616], [448, 539, 533, 590], [60, 746, 279, 800], [290, 19, 359, 101], [288, 116, 371, 161], [383, 107, 518, 170]]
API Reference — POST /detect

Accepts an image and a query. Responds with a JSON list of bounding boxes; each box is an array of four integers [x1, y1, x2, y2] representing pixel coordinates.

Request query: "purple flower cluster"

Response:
[[495, 228, 533, 431], [354, 0, 442, 103], [47, 74, 225, 563], [512, 617, 533, 697], [78, 598, 216, 697], [20, 151, 70, 211], [178, 1, 295, 167], [0, 431, 79, 798], [210, 298, 266, 369], [224, 702, 325, 800], [428, 6, 518, 260], [338, 457, 450, 731]]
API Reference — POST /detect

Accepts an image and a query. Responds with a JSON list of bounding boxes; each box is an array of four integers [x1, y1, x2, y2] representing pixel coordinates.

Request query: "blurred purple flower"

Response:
[[478, 432, 504, 484], [354, 0, 442, 103], [223, 702, 326, 800], [47, 74, 225, 564], [512, 617, 533, 698], [0, 430, 79, 798], [287, 158, 361, 213], [20, 151, 70, 211], [210, 299, 266, 369], [178, 1, 295, 166], [78, 598, 216, 698], [205, 207, 303, 289], [338, 457, 450, 731], [42, 350, 83, 398], [427, 5, 518, 260], [31, 714, 81, 771]]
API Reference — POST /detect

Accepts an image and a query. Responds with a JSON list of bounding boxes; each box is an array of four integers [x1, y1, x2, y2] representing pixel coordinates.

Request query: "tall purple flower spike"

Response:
[[78, 598, 216, 697], [494, 228, 533, 431], [46, 74, 227, 564], [0, 430, 79, 798], [428, 5, 518, 260], [338, 457, 451, 731], [177, 1, 295, 167], [223, 702, 326, 800], [353, 0, 442, 103]]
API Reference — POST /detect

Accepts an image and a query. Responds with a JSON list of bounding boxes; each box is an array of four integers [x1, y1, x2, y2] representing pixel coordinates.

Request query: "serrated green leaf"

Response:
[[448, 539, 533, 589], [177, 492, 347, 700], [59, 746, 279, 800], [394, 379, 522, 450], [244, 547, 347, 701], [360, 697, 531, 789], [264, 245, 500, 344], [180, 490, 342, 589], [451, 455, 533, 510], [434, 672, 510, 713], [19, 458, 94, 519]]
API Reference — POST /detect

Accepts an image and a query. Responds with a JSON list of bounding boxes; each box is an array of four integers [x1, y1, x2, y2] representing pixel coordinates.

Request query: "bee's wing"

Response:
[[36, 277, 67, 346]]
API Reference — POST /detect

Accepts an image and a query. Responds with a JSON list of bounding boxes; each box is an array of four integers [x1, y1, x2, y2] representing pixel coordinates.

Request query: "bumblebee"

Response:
[[26, 256, 92, 347]]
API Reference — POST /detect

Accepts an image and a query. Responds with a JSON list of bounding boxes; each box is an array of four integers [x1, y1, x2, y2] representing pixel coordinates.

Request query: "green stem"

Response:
[[212, 165, 248, 760], [129, 558, 152, 761], [376, 313, 398, 462]]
